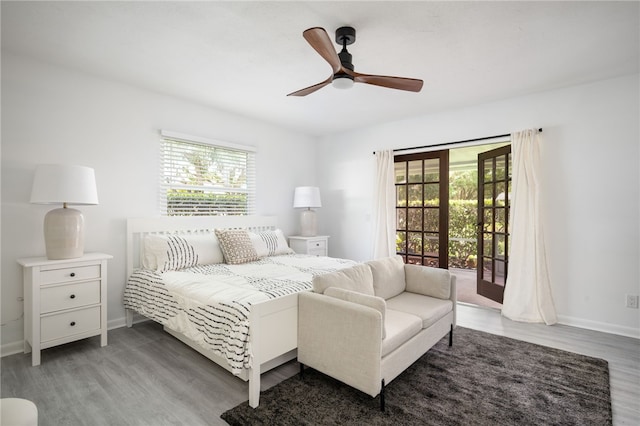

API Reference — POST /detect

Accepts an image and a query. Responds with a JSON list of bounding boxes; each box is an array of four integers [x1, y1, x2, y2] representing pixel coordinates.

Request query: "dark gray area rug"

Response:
[[221, 327, 611, 425]]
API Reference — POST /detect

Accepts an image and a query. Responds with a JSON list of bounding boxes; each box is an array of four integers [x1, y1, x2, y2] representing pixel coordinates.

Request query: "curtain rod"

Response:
[[373, 128, 543, 155]]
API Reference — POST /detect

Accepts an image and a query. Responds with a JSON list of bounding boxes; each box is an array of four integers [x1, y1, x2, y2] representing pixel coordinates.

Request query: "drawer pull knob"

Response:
[[70, 321, 76, 327], [70, 272, 76, 277], [70, 294, 76, 299]]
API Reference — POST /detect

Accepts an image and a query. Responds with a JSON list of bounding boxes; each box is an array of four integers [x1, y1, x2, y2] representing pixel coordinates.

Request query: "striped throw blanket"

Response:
[[123, 254, 356, 374]]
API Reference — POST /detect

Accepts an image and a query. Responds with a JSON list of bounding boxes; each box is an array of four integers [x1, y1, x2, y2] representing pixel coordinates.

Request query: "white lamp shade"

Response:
[[30, 164, 98, 260], [30, 164, 99, 205], [293, 186, 321, 209]]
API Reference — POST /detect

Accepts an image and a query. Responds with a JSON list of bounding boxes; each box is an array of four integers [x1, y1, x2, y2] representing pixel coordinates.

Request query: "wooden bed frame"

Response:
[[125, 215, 298, 408]]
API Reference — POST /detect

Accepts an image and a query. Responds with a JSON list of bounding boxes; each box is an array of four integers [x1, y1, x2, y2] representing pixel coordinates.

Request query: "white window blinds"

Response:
[[159, 131, 256, 216]]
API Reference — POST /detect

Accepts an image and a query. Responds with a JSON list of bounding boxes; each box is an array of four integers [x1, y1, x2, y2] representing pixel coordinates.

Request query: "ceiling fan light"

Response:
[[332, 75, 354, 90]]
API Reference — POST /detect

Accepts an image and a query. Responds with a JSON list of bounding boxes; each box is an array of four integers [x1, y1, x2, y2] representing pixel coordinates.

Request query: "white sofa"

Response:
[[298, 255, 456, 410]]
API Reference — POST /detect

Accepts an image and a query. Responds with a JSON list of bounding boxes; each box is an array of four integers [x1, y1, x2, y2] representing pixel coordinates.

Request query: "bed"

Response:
[[123, 215, 355, 408]]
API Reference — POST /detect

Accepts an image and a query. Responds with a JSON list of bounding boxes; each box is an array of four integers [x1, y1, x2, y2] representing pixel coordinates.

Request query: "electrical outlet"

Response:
[[626, 295, 639, 309]]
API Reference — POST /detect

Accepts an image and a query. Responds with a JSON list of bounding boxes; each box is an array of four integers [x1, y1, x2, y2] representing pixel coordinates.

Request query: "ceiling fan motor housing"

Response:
[[335, 26, 356, 76], [338, 50, 354, 71], [335, 26, 356, 46]]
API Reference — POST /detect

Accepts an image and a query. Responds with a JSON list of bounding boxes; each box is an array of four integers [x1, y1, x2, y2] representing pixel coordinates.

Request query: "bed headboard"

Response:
[[126, 215, 278, 278]]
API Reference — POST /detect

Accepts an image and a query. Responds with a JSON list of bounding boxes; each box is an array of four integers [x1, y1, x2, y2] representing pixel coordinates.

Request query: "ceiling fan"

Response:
[[287, 26, 423, 97]]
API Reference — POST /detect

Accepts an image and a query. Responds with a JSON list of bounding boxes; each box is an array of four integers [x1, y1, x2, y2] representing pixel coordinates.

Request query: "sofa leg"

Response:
[[449, 324, 453, 347], [380, 379, 385, 412], [299, 363, 305, 379]]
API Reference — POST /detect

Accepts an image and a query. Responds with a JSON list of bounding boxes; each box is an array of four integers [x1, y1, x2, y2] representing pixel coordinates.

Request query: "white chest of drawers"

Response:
[[17, 253, 112, 366], [288, 236, 329, 257]]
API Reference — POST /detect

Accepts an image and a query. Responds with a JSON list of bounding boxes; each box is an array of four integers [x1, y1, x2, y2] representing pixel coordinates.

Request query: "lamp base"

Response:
[[300, 209, 317, 237], [44, 207, 85, 260]]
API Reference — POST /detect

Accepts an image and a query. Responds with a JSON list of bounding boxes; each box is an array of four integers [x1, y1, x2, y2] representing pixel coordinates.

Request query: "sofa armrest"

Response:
[[324, 287, 387, 338], [404, 264, 453, 300], [298, 291, 383, 396]]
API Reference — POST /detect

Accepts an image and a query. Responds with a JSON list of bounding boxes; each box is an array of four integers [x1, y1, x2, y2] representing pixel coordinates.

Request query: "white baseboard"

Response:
[[3, 312, 636, 357], [107, 313, 149, 329], [107, 317, 128, 330], [557, 314, 640, 339], [0, 341, 25, 358]]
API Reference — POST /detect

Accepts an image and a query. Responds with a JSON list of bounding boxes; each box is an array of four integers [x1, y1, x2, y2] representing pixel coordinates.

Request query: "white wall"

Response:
[[317, 74, 640, 338], [2, 52, 637, 355], [1, 53, 318, 351]]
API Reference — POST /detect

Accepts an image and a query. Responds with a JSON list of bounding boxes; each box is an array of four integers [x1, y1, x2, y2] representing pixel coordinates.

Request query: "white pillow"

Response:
[[143, 233, 224, 272], [249, 229, 294, 257]]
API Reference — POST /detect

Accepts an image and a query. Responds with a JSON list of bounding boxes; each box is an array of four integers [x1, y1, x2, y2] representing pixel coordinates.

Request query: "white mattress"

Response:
[[123, 254, 356, 374]]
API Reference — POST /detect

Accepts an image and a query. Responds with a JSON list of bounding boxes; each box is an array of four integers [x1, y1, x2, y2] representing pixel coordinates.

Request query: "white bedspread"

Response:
[[123, 254, 355, 374]]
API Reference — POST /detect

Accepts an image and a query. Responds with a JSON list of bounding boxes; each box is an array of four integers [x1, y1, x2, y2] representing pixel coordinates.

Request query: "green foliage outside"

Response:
[[450, 170, 478, 200], [164, 140, 251, 216], [179, 147, 248, 189], [448, 170, 508, 267], [449, 170, 477, 267], [448, 200, 477, 267], [167, 190, 247, 216], [396, 170, 483, 268], [396, 200, 478, 265], [397, 147, 513, 268]]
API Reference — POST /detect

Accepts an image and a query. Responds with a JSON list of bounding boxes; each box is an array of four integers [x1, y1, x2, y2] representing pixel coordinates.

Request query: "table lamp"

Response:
[[30, 164, 99, 260], [293, 186, 321, 237]]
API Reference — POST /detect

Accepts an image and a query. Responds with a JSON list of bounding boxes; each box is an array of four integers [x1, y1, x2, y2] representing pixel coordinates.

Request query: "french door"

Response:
[[394, 150, 449, 267], [477, 145, 511, 304]]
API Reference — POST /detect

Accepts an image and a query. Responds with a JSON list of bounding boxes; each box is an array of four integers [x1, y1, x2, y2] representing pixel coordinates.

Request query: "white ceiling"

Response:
[[2, 1, 638, 137]]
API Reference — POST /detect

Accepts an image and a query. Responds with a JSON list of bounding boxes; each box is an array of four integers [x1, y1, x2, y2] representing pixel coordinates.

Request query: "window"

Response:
[[159, 131, 256, 216]]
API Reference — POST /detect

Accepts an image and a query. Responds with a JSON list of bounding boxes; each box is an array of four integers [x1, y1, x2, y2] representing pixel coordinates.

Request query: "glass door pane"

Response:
[[395, 151, 449, 268], [477, 145, 511, 304]]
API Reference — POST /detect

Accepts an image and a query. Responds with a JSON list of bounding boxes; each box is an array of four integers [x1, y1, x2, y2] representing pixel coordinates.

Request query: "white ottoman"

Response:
[[0, 398, 38, 426]]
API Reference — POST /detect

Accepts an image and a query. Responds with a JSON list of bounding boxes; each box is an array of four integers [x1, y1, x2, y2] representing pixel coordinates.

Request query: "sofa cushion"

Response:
[[312, 264, 374, 296], [324, 287, 387, 338], [386, 292, 454, 329], [366, 255, 406, 300], [404, 264, 452, 300], [381, 309, 422, 357]]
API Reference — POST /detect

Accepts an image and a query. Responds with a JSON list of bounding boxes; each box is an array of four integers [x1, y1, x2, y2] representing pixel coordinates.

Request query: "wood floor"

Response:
[[1, 305, 638, 425]]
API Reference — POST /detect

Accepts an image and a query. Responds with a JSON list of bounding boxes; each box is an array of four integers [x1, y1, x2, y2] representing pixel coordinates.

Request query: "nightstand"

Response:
[[288, 236, 329, 257], [17, 252, 112, 366]]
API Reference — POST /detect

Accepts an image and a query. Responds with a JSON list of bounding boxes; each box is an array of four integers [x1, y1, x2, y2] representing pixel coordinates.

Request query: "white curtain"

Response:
[[373, 150, 396, 259], [502, 129, 557, 325]]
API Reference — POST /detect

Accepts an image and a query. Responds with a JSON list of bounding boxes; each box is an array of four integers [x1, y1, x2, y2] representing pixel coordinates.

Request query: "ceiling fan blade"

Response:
[[303, 27, 342, 74], [287, 76, 333, 97], [350, 71, 424, 92]]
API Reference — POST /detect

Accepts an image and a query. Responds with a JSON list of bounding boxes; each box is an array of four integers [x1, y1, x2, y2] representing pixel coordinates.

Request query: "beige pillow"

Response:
[[324, 287, 387, 339], [214, 229, 259, 265], [312, 264, 374, 296], [366, 255, 406, 300], [404, 264, 451, 299]]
